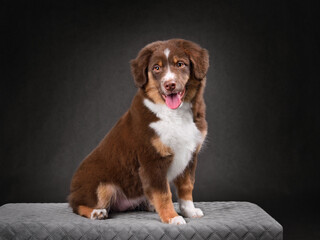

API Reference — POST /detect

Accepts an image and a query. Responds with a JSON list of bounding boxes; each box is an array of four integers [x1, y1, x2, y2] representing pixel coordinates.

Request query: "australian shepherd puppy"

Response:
[[68, 39, 209, 225]]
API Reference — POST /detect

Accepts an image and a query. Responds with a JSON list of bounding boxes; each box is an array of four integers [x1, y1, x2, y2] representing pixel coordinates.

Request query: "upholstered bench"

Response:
[[0, 202, 282, 239]]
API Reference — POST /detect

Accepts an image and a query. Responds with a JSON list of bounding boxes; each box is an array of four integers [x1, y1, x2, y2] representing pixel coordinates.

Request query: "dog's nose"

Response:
[[164, 81, 176, 91]]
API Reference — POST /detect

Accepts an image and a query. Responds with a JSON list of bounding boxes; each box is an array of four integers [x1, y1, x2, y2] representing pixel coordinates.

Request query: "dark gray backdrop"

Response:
[[1, 1, 319, 237]]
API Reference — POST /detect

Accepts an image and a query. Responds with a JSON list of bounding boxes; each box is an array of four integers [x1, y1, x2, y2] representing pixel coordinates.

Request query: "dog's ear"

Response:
[[130, 45, 154, 88], [182, 40, 209, 80]]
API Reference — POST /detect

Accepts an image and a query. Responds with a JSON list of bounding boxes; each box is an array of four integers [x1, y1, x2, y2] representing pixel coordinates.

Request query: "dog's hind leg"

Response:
[[77, 183, 116, 220], [96, 183, 117, 209]]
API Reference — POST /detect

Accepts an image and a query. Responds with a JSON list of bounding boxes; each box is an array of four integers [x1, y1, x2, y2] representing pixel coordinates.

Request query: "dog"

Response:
[[68, 39, 209, 225]]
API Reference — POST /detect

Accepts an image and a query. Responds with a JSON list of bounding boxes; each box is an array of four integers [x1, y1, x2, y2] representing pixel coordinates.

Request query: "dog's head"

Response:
[[131, 39, 209, 109]]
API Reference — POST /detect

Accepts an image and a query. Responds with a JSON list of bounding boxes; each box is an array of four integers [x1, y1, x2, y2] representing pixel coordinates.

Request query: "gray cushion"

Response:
[[0, 202, 282, 240]]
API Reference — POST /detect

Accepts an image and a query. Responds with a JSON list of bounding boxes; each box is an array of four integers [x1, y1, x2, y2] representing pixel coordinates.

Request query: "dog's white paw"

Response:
[[181, 207, 204, 218], [90, 209, 108, 220], [179, 200, 204, 218], [168, 216, 186, 225]]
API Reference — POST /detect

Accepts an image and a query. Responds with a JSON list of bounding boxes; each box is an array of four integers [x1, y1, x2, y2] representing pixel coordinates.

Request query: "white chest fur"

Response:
[[144, 99, 203, 181]]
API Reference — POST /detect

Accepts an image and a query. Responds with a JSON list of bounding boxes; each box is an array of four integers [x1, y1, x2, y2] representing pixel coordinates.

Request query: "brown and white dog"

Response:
[[68, 39, 209, 225]]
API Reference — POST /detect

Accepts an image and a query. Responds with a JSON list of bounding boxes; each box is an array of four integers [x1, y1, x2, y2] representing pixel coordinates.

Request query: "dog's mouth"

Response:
[[161, 89, 185, 110]]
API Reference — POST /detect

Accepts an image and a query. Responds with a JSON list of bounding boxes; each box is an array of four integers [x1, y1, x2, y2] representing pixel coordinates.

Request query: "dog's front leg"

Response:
[[150, 183, 186, 224], [174, 154, 204, 218], [139, 168, 186, 225]]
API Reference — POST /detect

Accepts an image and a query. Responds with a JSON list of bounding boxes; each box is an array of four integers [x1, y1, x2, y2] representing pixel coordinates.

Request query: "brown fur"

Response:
[[78, 205, 94, 218], [68, 39, 209, 223], [151, 137, 173, 157], [150, 183, 178, 223], [174, 170, 194, 201], [146, 72, 164, 104], [96, 183, 116, 209]]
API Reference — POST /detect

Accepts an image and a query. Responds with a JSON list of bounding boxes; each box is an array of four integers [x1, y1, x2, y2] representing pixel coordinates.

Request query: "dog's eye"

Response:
[[177, 62, 185, 68], [153, 65, 161, 72]]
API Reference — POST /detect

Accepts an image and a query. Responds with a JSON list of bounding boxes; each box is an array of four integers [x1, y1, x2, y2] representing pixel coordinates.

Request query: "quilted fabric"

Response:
[[0, 202, 282, 240]]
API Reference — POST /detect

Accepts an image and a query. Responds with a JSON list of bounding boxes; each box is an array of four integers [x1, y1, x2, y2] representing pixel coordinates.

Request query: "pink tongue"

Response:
[[165, 94, 181, 109]]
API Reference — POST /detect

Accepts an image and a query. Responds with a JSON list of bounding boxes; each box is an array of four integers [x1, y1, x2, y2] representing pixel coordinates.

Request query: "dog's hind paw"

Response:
[[90, 209, 108, 220]]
